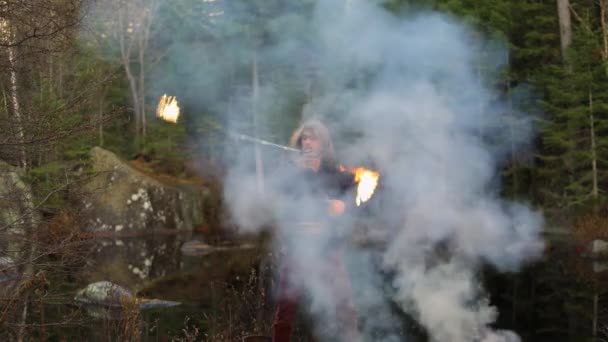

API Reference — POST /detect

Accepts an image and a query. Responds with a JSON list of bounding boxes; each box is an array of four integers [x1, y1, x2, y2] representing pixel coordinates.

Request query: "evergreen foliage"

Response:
[[4, 0, 608, 215]]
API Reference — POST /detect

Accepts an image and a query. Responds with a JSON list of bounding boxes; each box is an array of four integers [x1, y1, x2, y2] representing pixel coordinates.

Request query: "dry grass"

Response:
[[119, 296, 143, 342], [204, 268, 274, 341], [572, 214, 608, 245], [34, 210, 92, 267], [171, 317, 201, 342]]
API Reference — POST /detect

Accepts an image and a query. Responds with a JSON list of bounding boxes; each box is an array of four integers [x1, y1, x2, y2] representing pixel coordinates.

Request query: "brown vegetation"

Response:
[[572, 214, 608, 245]]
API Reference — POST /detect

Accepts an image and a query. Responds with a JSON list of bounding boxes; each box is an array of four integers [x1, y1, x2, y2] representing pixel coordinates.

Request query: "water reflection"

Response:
[[23, 233, 608, 341], [40, 233, 263, 341]]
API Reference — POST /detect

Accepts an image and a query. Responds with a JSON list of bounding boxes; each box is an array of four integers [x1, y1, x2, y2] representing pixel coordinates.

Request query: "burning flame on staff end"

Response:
[[340, 165, 380, 206], [156, 94, 180, 123]]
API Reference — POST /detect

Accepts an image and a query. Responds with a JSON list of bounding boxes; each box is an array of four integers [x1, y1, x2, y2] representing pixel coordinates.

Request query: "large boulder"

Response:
[[82, 147, 210, 233]]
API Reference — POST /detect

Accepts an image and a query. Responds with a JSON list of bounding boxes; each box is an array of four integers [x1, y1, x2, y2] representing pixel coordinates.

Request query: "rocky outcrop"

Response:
[[85, 235, 184, 285], [82, 147, 211, 233]]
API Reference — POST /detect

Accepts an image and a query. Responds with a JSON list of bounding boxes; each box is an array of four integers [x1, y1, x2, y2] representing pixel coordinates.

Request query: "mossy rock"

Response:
[[81, 147, 213, 233]]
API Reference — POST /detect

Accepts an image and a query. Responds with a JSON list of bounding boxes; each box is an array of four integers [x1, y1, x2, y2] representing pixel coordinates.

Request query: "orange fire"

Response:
[[156, 94, 180, 123], [340, 165, 380, 206]]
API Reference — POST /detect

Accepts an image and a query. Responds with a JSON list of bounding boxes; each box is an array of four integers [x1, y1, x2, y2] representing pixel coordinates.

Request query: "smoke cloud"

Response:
[[83, 0, 544, 340]]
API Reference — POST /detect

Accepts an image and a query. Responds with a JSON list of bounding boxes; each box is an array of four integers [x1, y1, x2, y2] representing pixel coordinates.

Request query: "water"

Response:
[[487, 236, 608, 342], [15, 233, 265, 341], [6, 232, 608, 341]]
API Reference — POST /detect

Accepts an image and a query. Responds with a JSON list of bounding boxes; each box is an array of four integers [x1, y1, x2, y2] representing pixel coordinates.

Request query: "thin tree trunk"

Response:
[[2, 87, 9, 115], [557, 0, 572, 60], [57, 54, 64, 99], [17, 302, 27, 342], [592, 290, 598, 342], [475, 45, 485, 141], [139, 5, 154, 147], [252, 52, 264, 194], [511, 277, 518, 324], [505, 50, 519, 197], [6, 24, 26, 169], [16, 251, 36, 342], [126, 64, 141, 144], [252, 52, 266, 327], [16, 182, 37, 342], [138, 47, 146, 145], [589, 89, 599, 201], [99, 92, 104, 146], [118, 5, 141, 147], [600, 0, 608, 75], [48, 53, 53, 94]]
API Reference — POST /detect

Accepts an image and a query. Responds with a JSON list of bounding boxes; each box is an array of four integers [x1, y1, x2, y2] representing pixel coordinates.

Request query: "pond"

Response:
[[7, 231, 608, 342], [13, 233, 266, 341]]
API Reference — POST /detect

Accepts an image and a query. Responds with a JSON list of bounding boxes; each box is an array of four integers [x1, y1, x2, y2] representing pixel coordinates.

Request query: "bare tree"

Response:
[[0, 17, 25, 169], [0, 1, 121, 340], [91, 0, 160, 148]]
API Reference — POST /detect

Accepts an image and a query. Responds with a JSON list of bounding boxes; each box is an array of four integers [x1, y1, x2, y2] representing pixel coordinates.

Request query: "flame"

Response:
[[340, 165, 380, 206], [156, 94, 180, 123]]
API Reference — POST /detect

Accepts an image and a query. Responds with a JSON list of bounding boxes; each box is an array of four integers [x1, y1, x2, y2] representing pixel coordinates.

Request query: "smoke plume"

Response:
[[83, 0, 544, 340]]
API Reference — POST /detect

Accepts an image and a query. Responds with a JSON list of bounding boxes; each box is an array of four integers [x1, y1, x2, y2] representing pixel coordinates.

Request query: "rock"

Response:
[[592, 261, 608, 273], [74, 281, 180, 320], [0, 257, 18, 298], [0, 160, 36, 235], [480, 330, 521, 342], [180, 239, 256, 257], [74, 281, 180, 308], [74, 281, 134, 307], [138, 298, 181, 309], [85, 236, 183, 285], [582, 239, 608, 259], [82, 147, 210, 233], [0, 256, 18, 282]]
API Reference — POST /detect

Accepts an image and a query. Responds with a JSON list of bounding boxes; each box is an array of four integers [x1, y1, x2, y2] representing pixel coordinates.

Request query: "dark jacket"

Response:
[[271, 161, 355, 223]]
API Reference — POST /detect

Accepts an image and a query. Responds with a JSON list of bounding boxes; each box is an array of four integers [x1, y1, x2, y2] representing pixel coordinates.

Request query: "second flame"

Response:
[[340, 165, 380, 206]]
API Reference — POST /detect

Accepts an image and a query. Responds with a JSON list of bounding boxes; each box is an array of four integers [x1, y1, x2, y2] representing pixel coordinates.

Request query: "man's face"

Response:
[[300, 129, 322, 156]]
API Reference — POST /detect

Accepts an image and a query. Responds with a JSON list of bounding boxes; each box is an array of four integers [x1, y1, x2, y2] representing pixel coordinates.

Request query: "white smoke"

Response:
[[82, 0, 545, 340], [226, 1, 544, 341]]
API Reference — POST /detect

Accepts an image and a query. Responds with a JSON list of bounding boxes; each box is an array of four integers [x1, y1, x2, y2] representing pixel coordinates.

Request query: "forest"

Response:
[[1, 0, 607, 341]]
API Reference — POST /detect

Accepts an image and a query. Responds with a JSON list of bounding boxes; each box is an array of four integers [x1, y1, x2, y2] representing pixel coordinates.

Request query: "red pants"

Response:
[[271, 251, 359, 342]]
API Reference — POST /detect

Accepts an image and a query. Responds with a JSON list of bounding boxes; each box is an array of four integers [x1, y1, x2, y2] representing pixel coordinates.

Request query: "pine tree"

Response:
[[536, 4, 608, 210]]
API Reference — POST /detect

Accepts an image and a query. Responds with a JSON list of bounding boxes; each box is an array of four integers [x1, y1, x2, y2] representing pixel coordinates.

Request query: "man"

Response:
[[271, 118, 359, 342]]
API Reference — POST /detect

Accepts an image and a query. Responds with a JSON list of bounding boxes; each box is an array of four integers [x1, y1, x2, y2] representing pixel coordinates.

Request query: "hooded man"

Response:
[[270, 118, 360, 342]]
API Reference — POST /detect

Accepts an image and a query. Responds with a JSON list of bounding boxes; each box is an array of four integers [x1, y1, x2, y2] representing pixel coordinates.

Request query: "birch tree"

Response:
[[91, 0, 160, 148], [0, 3, 25, 169], [0, 2, 112, 340]]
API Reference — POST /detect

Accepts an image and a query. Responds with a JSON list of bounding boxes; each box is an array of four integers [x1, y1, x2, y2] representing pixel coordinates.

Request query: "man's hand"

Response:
[[328, 199, 345, 216]]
